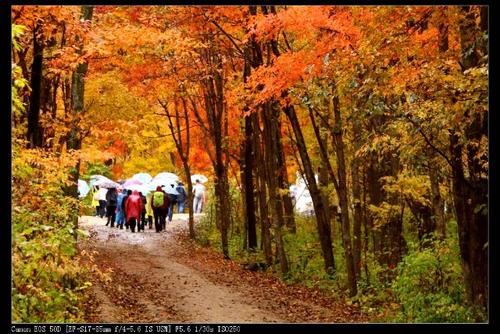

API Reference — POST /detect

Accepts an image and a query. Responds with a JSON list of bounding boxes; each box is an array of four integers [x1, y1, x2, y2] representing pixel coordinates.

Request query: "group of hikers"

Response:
[[91, 179, 206, 233]]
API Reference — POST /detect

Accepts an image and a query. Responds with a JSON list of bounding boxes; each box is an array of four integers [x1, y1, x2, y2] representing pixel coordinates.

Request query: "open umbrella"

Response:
[[147, 178, 178, 191], [154, 172, 179, 182], [95, 180, 119, 188], [191, 174, 208, 184], [123, 178, 142, 188], [78, 179, 90, 198], [89, 175, 117, 187], [132, 172, 152, 184], [90, 175, 119, 189], [164, 183, 179, 195]]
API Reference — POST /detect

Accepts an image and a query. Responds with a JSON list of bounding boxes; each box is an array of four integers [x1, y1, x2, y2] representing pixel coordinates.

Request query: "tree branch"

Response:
[[209, 19, 244, 56]]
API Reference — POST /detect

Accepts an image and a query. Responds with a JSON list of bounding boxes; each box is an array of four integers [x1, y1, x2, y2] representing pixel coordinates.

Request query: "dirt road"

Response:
[[79, 215, 368, 323]]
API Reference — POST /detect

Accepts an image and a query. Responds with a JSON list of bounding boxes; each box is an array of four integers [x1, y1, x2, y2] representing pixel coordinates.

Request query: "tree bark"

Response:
[[254, 115, 273, 265], [449, 5, 488, 310], [243, 113, 258, 249], [330, 89, 357, 296], [284, 104, 335, 273], [262, 103, 289, 274], [27, 22, 44, 148], [241, 42, 258, 249], [351, 116, 363, 280], [273, 108, 296, 233], [66, 5, 93, 239], [429, 156, 445, 239], [162, 95, 195, 238]]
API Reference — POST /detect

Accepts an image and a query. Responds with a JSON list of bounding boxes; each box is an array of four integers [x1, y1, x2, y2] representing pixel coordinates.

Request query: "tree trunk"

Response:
[[262, 103, 289, 274], [330, 90, 357, 296], [284, 104, 335, 273], [351, 117, 363, 280], [241, 43, 258, 249], [27, 22, 44, 148], [449, 5, 488, 310], [239, 140, 248, 250], [213, 80, 231, 259], [429, 157, 445, 239], [66, 5, 93, 238], [254, 115, 273, 265], [274, 109, 296, 233], [243, 112, 258, 249], [184, 165, 195, 238]]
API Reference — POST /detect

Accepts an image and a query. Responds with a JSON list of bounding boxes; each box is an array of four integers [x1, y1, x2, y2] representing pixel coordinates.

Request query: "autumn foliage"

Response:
[[12, 5, 487, 322]]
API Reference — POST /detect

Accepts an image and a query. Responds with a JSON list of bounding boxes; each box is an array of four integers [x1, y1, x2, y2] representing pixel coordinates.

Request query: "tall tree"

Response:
[[26, 20, 44, 148], [449, 5, 488, 310]]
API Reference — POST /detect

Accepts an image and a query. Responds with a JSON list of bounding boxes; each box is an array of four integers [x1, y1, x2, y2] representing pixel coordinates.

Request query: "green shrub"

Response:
[[391, 237, 482, 322], [12, 144, 91, 322]]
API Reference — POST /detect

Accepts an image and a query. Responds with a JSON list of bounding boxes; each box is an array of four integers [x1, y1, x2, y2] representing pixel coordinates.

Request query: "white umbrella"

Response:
[[89, 175, 118, 187], [78, 179, 90, 198], [147, 178, 177, 191], [94, 179, 119, 189], [164, 183, 179, 195], [123, 178, 143, 188], [154, 172, 179, 182], [191, 174, 208, 184], [132, 172, 152, 184]]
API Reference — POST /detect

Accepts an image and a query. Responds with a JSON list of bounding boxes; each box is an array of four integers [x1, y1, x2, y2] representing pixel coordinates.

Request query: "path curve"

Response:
[[79, 215, 282, 323]]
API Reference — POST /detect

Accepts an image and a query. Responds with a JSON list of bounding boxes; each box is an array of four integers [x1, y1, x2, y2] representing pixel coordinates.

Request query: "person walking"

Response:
[[98, 186, 108, 218], [92, 186, 100, 216], [146, 191, 154, 229], [138, 191, 147, 232], [105, 187, 118, 227], [122, 189, 132, 229], [125, 190, 142, 233], [116, 188, 127, 229], [151, 186, 169, 232], [176, 182, 187, 213], [193, 179, 206, 214], [166, 184, 178, 223]]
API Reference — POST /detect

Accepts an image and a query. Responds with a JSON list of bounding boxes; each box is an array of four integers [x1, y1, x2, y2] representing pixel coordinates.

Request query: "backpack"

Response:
[[153, 191, 165, 208]]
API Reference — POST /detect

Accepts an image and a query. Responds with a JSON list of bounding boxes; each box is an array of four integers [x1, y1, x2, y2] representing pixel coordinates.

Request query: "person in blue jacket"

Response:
[[176, 182, 187, 213], [115, 188, 127, 229]]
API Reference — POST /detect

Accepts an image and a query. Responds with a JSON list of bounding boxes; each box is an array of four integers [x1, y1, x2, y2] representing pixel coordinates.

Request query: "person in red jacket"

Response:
[[125, 190, 142, 233]]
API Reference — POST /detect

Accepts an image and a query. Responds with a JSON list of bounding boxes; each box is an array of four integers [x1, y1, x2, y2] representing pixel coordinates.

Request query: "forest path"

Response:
[[79, 215, 368, 323]]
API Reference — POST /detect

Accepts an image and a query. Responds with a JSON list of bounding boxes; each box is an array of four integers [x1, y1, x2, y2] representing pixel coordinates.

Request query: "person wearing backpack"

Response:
[[105, 187, 118, 227], [176, 182, 187, 213], [151, 186, 169, 232]]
